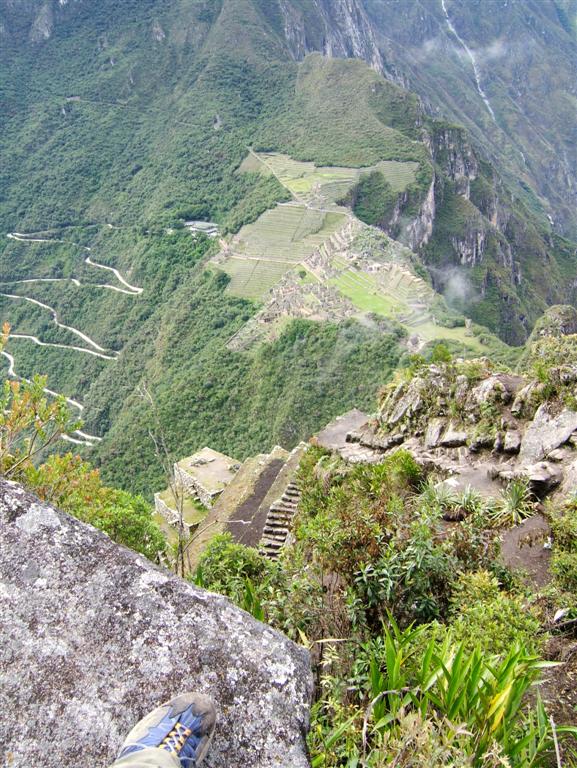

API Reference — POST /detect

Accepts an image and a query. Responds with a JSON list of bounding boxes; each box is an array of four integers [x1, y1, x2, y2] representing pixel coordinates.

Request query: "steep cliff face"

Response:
[[429, 124, 478, 200], [385, 174, 435, 251], [0, 0, 71, 42], [280, 0, 383, 71], [280, 0, 576, 241], [0, 479, 313, 768]]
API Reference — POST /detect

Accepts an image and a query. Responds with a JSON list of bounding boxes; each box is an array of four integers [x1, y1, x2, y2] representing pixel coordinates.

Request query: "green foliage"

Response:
[[547, 497, 577, 597], [193, 533, 280, 606], [0, 372, 81, 477], [490, 478, 535, 527], [347, 170, 397, 226], [447, 571, 541, 655], [97, 303, 405, 494], [24, 453, 165, 560], [521, 334, 577, 407], [313, 617, 568, 767], [187, 446, 576, 764], [430, 342, 452, 364]]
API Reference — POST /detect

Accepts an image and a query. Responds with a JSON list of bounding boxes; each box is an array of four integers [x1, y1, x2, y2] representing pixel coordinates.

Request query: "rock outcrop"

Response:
[[341, 355, 577, 504], [0, 480, 313, 768]]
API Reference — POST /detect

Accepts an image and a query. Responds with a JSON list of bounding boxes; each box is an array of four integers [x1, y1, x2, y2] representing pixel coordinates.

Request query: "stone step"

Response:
[[264, 523, 289, 533], [279, 498, 298, 507], [260, 538, 283, 549], [265, 514, 289, 525], [263, 531, 288, 541], [267, 511, 292, 521], [259, 541, 282, 551], [259, 549, 280, 560], [270, 503, 296, 514]]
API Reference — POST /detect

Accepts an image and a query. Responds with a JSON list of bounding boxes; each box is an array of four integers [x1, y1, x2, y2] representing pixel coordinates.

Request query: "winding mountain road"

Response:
[[7, 232, 143, 295], [9, 333, 117, 360], [3, 276, 138, 296], [2, 229, 144, 446], [0, 293, 114, 354], [0, 350, 101, 446]]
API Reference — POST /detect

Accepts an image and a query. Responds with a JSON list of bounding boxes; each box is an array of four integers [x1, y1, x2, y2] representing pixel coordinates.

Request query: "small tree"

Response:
[[0, 324, 81, 478]]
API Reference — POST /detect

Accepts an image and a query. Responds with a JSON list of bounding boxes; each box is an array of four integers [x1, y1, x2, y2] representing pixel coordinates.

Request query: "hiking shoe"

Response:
[[116, 692, 216, 766]]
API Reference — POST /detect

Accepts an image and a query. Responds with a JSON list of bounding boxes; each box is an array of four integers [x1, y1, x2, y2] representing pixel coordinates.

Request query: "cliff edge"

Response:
[[0, 480, 313, 767]]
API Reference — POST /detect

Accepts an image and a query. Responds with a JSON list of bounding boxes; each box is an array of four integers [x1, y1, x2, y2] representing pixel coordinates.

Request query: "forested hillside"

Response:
[[0, 0, 575, 493]]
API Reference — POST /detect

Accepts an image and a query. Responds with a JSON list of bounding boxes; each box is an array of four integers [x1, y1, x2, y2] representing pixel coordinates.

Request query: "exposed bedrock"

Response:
[[0, 480, 313, 768]]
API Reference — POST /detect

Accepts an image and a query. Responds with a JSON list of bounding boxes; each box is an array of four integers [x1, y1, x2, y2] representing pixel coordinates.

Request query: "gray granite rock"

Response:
[[560, 458, 577, 497], [0, 480, 313, 768], [504, 430, 522, 454], [547, 447, 573, 463], [520, 405, 577, 463], [439, 422, 468, 448], [525, 462, 563, 494], [425, 418, 445, 449]]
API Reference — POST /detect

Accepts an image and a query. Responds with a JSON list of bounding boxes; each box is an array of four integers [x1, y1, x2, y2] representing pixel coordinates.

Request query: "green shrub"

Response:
[[551, 552, 577, 595], [312, 617, 572, 767], [193, 533, 280, 605], [24, 453, 165, 560], [447, 571, 541, 655], [430, 342, 452, 364]]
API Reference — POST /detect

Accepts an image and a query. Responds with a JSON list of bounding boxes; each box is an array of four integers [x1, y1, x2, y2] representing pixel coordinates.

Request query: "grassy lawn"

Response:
[[411, 321, 490, 353], [331, 271, 407, 316], [297, 267, 319, 285]]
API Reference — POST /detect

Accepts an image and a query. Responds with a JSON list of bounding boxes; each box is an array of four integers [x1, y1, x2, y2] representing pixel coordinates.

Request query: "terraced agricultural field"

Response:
[[233, 205, 345, 262], [218, 201, 347, 299], [219, 258, 291, 300], [242, 151, 419, 206]]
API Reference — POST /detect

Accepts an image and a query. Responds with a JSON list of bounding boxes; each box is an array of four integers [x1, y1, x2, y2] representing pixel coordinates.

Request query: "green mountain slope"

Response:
[[0, 0, 574, 492]]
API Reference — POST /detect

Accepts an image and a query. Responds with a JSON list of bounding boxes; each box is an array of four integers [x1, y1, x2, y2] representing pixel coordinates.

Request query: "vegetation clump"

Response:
[[196, 445, 577, 764]]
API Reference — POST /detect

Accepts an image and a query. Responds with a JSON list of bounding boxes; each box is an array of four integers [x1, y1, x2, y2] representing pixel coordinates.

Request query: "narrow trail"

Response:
[[0, 350, 101, 446], [0, 293, 115, 354], [441, 0, 497, 124]]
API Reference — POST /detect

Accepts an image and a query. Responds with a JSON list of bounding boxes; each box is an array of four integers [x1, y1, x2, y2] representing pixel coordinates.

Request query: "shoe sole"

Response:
[[195, 722, 216, 766]]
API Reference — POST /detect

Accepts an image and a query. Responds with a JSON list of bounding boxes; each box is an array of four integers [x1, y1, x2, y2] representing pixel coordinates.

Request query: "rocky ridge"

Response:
[[345, 352, 577, 504]]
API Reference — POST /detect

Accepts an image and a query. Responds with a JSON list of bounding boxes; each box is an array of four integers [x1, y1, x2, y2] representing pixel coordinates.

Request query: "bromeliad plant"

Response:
[[312, 617, 577, 767], [490, 478, 535, 527]]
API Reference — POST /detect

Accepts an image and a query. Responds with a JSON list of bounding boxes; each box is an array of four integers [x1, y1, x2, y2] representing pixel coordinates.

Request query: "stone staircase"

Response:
[[259, 481, 301, 560]]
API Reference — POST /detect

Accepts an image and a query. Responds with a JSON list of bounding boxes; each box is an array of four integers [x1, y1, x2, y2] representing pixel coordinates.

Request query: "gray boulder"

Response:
[[425, 417, 445, 449], [560, 458, 577, 498], [439, 422, 468, 447], [525, 462, 563, 495], [0, 480, 313, 768], [504, 430, 522, 454], [520, 405, 577, 464]]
